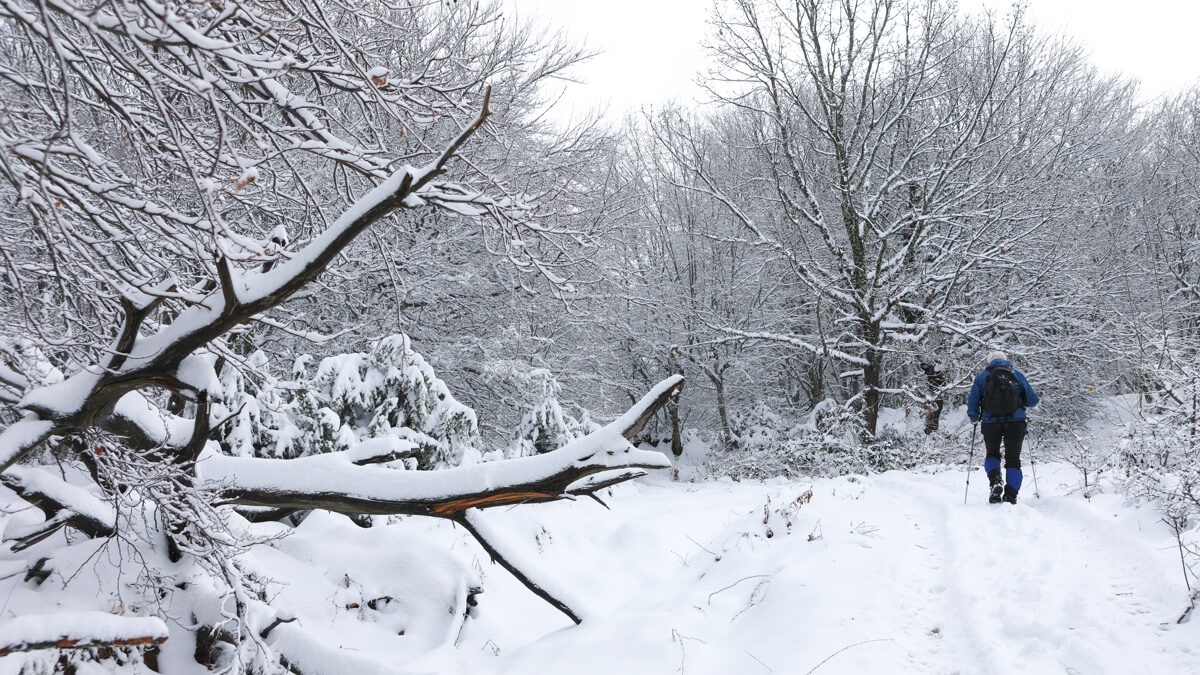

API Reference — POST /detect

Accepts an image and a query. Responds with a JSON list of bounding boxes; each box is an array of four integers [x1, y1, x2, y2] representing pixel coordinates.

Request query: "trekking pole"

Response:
[[964, 423, 977, 505]]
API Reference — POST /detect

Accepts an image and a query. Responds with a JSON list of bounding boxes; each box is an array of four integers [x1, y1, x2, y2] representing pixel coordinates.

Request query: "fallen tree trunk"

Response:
[[203, 375, 683, 624], [0, 612, 168, 657], [203, 375, 683, 518], [0, 466, 116, 552], [2, 377, 681, 630]]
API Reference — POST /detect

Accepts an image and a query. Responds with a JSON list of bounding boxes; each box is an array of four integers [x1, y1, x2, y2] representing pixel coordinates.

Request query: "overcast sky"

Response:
[[505, 0, 1200, 122]]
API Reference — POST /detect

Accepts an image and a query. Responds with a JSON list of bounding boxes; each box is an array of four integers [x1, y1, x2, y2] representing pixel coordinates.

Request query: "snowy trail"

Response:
[[429, 462, 1199, 674], [924, 476, 1192, 674]]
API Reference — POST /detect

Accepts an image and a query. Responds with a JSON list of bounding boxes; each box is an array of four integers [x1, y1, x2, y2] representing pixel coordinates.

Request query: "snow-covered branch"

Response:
[[2, 88, 494, 471], [458, 507, 592, 625], [0, 466, 115, 551], [0, 612, 167, 657], [201, 376, 683, 518]]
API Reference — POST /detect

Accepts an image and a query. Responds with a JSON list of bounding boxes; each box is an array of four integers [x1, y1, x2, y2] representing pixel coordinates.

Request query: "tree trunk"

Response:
[[669, 399, 683, 457], [861, 321, 882, 437], [921, 362, 947, 435], [708, 370, 731, 450]]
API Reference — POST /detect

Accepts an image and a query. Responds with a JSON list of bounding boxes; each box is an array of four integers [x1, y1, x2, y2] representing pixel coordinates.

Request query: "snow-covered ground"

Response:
[[3, 446, 1197, 673], [398, 462, 1200, 674]]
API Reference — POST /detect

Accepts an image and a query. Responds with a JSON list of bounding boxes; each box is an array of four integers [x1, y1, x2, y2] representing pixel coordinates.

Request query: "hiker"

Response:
[[967, 350, 1039, 504]]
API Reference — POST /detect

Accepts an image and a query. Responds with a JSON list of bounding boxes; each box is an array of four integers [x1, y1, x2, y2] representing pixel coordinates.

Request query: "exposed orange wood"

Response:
[[432, 491, 556, 516]]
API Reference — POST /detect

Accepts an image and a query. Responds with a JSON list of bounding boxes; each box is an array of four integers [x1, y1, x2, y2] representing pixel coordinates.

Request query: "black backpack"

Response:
[[982, 367, 1022, 416]]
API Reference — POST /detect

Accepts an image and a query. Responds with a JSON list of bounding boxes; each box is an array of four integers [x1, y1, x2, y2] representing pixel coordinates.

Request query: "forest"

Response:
[[0, 0, 1196, 673]]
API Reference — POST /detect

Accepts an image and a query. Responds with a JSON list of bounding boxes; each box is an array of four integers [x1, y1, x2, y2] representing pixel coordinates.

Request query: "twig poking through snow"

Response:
[[671, 628, 705, 674], [707, 574, 770, 604], [745, 649, 773, 672], [1178, 590, 1199, 624], [686, 534, 719, 558], [729, 579, 770, 623], [850, 521, 881, 538], [457, 509, 591, 624], [804, 638, 895, 674]]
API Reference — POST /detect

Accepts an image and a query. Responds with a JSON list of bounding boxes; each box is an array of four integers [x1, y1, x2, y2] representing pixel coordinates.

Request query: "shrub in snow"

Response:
[[1120, 408, 1200, 513], [214, 335, 481, 468], [213, 351, 277, 457], [728, 401, 787, 453], [1096, 339, 1200, 519], [708, 399, 944, 480]]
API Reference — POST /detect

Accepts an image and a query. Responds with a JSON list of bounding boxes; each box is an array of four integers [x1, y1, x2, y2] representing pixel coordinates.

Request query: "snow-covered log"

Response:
[[0, 418, 56, 477], [0, 466, 115, 551], [0, 612, 168, 656], [198, 375, 684, 626], [201, 375, 683, 517]]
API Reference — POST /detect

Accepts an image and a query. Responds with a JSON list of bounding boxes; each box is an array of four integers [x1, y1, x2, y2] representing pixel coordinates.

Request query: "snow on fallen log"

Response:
[[268, 622, 407, 675], [344, 437, 420, 465], [200, 375, 683, 517], [0, 417, 55, 474], [0, 467, 115, 531], [0, 466, 116, 550], [0, 612, 168, 656]]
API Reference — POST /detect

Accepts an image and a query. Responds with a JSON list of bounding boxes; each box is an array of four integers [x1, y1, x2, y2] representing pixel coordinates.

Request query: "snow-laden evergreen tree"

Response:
[[508, 368, 596, 456], [215, 335, 480, 468]]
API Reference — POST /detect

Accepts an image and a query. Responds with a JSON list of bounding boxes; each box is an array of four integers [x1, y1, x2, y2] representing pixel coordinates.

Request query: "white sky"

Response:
[[505, 0, 1200, 122]]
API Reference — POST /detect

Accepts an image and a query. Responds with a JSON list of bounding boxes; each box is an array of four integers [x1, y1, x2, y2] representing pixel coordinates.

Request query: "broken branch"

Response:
[[0, 612, 168, 657]]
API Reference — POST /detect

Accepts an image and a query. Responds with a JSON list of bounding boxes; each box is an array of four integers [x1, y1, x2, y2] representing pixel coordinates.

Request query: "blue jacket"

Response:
[[967, 359, 1039, 423]]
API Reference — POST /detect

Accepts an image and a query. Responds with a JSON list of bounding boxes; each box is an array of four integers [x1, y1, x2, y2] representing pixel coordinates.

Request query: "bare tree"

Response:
[[657, 0, 1135, 434]]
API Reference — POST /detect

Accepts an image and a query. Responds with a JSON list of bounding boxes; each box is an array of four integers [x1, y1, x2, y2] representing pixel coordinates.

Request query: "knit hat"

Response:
[[986, 350, 1008, 364]]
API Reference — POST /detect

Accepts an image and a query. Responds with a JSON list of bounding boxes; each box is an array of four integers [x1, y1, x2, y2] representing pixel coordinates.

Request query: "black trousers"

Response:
[[982, 420, 1026, 470]]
